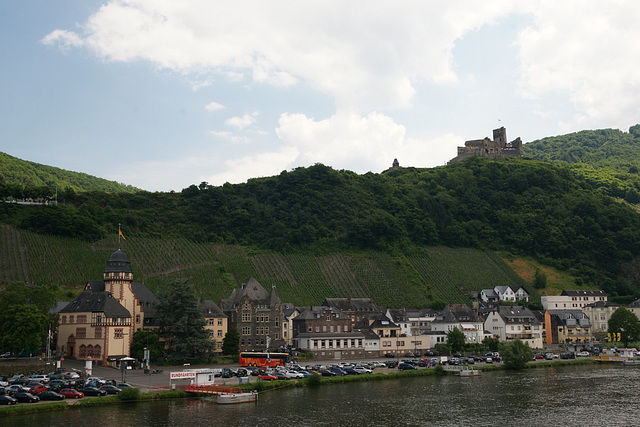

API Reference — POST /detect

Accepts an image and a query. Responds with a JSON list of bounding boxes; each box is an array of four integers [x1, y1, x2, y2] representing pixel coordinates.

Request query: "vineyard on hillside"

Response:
[[0, 228, 533, 308]]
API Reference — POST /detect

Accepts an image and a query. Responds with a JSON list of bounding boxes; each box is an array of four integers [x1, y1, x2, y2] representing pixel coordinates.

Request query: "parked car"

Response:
[[354, 365, 372, 374], [343, 368, 361, 375], [221, 368, 234, 378], [29, 374, 49, 384], [318, 369, 336, 377], [560, 352, 576, 359], [116, 383, 135, 389], [60, 388, 84, 399], [38, 390, 65, 401], [100, 385, 122, 395], [13, 392, 40, 403], [64, 372, 80, 380], [398, 362, 417, 371], [8, 385, 29, 395], [29, 384, 49, 395], [385, 360, 398, 368], [284, 370, 303, 379], [79, 387, 107, 397], [0, 395, 17, 405], [576, 351, 590, 357], [258, 373, 277, 381]]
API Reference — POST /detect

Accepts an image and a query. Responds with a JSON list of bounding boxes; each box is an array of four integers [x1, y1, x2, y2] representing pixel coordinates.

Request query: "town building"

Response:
[[541, 290, 607, 310], [200, 299, 227, 354], [220, 277, 285, 352], [544, 310, 593, 345], [430, 304, 486, 344], [481, 286, 530, 304], [582, 301, 620, 336], [56, 249, 159, 366], [322, 297, 381, 329], [484, 306, 543, 349]]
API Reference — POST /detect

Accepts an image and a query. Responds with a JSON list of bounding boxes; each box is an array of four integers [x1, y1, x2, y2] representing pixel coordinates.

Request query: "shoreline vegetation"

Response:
[[0, 359, 596, 417]]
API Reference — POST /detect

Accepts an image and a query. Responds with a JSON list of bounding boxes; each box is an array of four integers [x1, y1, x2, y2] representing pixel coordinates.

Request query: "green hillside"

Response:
[[0, 225, 538, 308], [0, 151, 139, 196]]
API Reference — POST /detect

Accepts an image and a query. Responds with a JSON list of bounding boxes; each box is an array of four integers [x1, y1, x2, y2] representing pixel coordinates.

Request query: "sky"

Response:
[[1, 1, 639, 192]]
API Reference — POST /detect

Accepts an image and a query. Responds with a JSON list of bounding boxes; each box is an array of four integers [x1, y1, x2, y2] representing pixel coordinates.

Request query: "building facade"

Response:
[[220, 277, 284, 352], [57, 249, 159, 366]]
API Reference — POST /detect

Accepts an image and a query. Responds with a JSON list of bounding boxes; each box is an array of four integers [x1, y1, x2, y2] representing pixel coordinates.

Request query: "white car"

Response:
[[353, 366, 372, 374], [284, 370, 304, 379], [576, 351, 590, 357]]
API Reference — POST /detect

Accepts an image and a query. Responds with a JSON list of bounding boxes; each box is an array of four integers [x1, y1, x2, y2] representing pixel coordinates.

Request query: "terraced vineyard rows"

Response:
[[0, 226, 534, 308], [349, 253, 430, 308], [316, 255, 366, 298], [0, 225, 29, 283]]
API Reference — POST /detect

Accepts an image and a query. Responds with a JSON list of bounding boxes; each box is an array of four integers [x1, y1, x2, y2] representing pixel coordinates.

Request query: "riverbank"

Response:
[[0, 358, 597, 417]]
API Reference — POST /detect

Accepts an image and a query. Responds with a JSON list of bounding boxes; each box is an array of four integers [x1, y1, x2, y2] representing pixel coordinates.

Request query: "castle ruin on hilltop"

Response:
[[448, 127, 523, 164]]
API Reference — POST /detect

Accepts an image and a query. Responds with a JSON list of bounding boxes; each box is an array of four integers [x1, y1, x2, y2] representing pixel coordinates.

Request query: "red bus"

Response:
[[239, 352, 290, 367]]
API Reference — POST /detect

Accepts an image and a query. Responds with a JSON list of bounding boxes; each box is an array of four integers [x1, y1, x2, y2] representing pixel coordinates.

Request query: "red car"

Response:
[[29, 384, 49, 395], [60, 388, 84, 399], [258, 374, 277, 381]]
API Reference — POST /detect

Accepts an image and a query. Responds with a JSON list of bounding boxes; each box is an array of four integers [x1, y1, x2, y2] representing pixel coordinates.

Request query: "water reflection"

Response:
[[8, 365, 640, 427]]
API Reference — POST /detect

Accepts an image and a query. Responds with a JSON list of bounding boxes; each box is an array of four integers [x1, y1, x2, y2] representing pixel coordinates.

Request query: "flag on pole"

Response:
[[119, 225, 126, 240]]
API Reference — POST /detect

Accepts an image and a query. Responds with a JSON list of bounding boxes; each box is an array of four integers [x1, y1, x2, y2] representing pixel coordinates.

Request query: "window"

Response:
[[94, 345, 101, 359], [70, 315, 74, 324], [79, 345, 86, 358], [217, 319, 223, 326], [208, 319, 215, 325], [209, 331, 214, 338], [136, 315, 141, 324], [77, 315, 87, 323], [114, 329, 123, 339], [242, 327, 251, 335], [242, 311, 251, 322], [217, 330, 223, 337], [62, 316, 67, 324], [94, 327, 102, 339], [76, 328, 86, 339], [358, 339, 363, 348]]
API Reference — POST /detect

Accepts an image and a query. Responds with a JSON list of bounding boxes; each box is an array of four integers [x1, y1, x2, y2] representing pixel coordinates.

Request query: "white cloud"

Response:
[[40, 29, 84, 51], [225, 112, 258, 130], [210, 131, 249, 144], [208, 145, 299, 185], [204, 101, 225, 112], [275, 110, 461, 173], [515, 1, 640, 131], [42, 1, 515, 112]]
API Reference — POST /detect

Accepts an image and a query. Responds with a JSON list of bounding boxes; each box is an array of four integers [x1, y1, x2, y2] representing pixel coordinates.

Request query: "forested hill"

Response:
[[0, 151, 139, 195], [2, 157, 640, 301], [524, 125, 640, 203]]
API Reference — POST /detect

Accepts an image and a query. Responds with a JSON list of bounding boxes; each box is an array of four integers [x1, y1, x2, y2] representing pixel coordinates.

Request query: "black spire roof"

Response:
[[104, 249, 132, 274]]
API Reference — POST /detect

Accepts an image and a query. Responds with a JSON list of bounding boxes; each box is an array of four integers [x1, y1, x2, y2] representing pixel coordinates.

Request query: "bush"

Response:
[[118, 387, 141, 401], [305, 373, 322, 387]]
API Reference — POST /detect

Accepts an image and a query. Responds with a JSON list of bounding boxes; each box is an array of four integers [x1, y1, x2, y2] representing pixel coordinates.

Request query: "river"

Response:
[[8, 364, 640, 426]]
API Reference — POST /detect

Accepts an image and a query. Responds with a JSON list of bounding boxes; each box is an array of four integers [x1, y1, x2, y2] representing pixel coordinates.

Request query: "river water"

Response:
[[9, 364, 640, 426]]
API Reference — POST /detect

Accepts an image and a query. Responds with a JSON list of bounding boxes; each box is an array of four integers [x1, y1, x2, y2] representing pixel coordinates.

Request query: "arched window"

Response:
[[94, 345, 101, 359], [87, 345, 94, 358], [61, 316, 67, 324], [79, 345, 86, 358]]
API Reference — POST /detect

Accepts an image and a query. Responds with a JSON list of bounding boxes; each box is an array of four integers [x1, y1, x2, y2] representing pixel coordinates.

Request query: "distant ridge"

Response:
[[0, 151, 140, 193]]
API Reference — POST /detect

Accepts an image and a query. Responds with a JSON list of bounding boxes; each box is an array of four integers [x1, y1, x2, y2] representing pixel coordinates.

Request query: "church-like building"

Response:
[[56, 249, 159, 366]]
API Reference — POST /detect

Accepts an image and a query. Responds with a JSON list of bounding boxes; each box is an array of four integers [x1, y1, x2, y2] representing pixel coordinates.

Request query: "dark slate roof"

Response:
[[561, 290, 607, 297], [220, 277, 280, 311], [49, 301, 70, 314], [294, 331, 366, 339], [59, 291, 131, 317], [104, 249, 132, 274], [199, 299, 226, 318], [497, 306, 540, 324], [584, 301, 620, 308], [294, 306, 349, 321], [628, 299, 640, 308], [85, 280, 105, 292], [323, 298, 379, 313], [433, 304, 479, 323]]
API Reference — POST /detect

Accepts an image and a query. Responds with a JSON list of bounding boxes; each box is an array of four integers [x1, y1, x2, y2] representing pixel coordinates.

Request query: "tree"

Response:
[[483, 337, 500, 352], [222, 326, 240, 356], [155, 279, 214, 360], [534, 268, 548, 289], [0, 304, 47, 353], [608, 307, 640, 347], [499, 339, 534, 370], [447, 327, 466, 353], [130, 329, 163, 364]]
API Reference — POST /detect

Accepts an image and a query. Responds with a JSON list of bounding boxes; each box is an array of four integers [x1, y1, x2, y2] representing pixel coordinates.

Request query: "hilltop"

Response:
[[1, 124, 640, 307], [0, 151, 139, 195]]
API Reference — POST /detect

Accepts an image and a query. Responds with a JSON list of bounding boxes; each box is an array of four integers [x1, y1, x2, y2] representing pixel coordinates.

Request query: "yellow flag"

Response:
[[119, 227, 126, 240]]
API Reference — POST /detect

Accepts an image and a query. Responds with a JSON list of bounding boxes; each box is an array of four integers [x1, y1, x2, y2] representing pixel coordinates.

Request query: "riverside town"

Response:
[[2, 246, 639, 409]]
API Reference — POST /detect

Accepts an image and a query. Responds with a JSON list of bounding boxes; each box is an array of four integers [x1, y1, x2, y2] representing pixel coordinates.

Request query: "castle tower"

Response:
[[104, 249, 133, 301], [493, 127, 507, 147]]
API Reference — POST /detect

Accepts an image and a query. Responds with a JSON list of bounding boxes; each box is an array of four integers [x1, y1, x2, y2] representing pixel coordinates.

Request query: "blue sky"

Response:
[[1, 1, 639, 192]]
